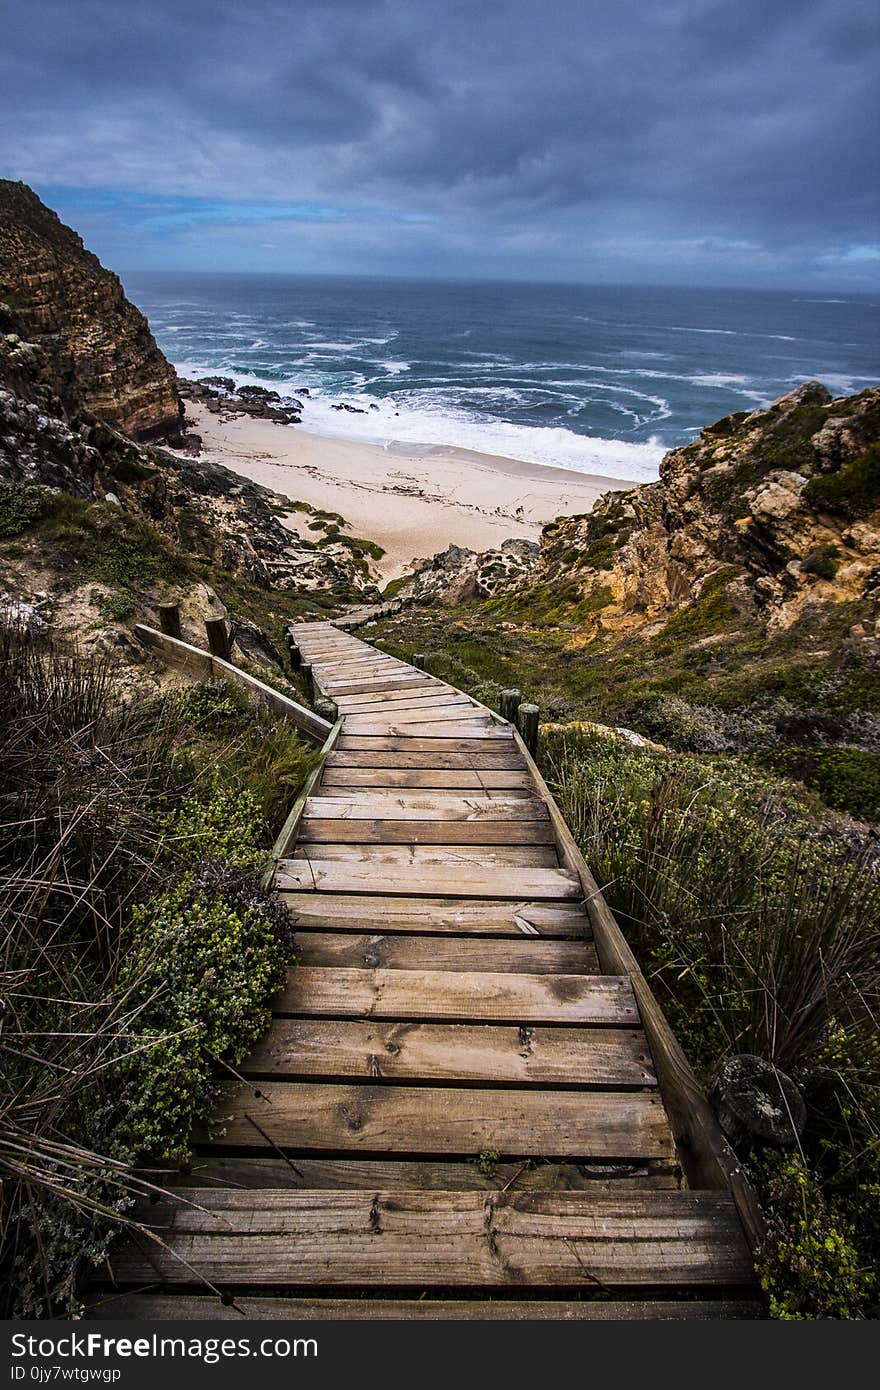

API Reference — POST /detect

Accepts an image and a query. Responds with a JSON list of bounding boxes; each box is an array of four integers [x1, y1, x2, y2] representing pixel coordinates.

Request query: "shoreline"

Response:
[[180, 401, 633, 582]]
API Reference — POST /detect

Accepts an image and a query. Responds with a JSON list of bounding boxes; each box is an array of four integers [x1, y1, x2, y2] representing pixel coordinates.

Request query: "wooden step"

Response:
[[272, 966, 637, 1024], [289, 931, 597, 973], [327, 749, 526, 770], [276, 856, 579, 898], [335, 691, 471, 711], [108, 1189, 753, 1287], [241, 1019, 653, 1086], [280, 895, 591, 937], [340, 721, 498, 738], [303, 793, 550, 822], [317, 768, 532, 791], [89, 1294, 761, 1320], [166, 1155, 681, 1192], [337, 734, 513, 751], [325, 675, 442, 696], [205, 1083, 673, 1160], [299, 819, 556, 846]]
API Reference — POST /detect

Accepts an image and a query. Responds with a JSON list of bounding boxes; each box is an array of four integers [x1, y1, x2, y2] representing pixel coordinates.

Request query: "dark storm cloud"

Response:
[[1, 0, 877, 284]]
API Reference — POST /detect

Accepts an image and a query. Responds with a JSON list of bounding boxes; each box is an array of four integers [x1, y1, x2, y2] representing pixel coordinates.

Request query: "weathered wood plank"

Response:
[[338, 721, 499, 738], [280, 895, 591, 937], [156, 1150, 672, 1195], [327, 749, 526, 770], [326, 676, 442, 696], [276, 859, 581, 898], [299, 819, 556, 846], [317, 767, 533, 791], [337, 734, 514, 751], [89, 1294, 761, 1320], [206, 1083, 673, 1160], [242, 1018, 651, 1085], [288, 842, 559, 867], [288, 931, 597, 974], [109, 1189, 752, 1286], [159, 1156, 680, 1192], [335, 690, 467, 711], [303, 793, 550, 821], [272, 966, 636, 1024]]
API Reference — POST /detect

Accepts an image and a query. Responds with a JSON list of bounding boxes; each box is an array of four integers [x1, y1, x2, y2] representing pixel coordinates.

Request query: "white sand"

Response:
[[182, 401, 632, 582]]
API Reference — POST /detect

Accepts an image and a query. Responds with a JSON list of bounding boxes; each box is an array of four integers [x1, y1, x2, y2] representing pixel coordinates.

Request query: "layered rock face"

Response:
[[533, 381, 879, 639], [0, 181, 181, 439], [415, 383, 878, 645]]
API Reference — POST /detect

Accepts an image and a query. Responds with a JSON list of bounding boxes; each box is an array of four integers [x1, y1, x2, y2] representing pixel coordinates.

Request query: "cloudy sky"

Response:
[[1, 0, 878, 288]]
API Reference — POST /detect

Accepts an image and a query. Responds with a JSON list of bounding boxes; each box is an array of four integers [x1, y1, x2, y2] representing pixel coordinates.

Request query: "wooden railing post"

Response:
[[517, 702, 539, 756], [411, 652, 426, 670], [204, 615, 232, 661], [499, 688, 522, 724], [157, 602, 182, 640], [300, 662, 313, 698], [286, 632, 302, 669]]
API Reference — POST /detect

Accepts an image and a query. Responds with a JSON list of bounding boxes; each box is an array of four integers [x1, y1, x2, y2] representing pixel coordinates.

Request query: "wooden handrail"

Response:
[[133, 624, 332, 745]]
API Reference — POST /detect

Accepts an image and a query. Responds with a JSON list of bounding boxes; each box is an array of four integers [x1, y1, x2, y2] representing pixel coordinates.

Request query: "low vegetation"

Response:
[[0, 627, 314, 1316], [540, 728, 880, 1319]]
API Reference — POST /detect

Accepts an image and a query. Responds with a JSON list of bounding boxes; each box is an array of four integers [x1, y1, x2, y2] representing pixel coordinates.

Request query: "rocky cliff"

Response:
[[0, 181, 181, 439], [403, 382, 879, 646]]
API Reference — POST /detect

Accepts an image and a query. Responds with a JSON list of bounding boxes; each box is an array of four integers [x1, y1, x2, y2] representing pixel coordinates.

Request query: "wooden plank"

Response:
[[289, 931, 597, 974], [326, 676, 442, 696], [335, 689, 465, 710], [206, 1083, 673, 1160], [341, 709, 493, 728], [288, 843, 559, 867], [242, 1019, 651, 1085], [159, 1156, 679, 1192], [280, 895, 591, 938], [338, 721, 499, 738], [338, 699, 481, 718], [276, 859, 581, 898], [318, 768, 533, 791], [272, 966, 636, 1024], [327, 749, 526, 770], [303, 793, 550, 821], [299, 819, 556, 846], [89, 1294, 762, 1320], [109, 1189, 752, 1286], [337, 735, 513, 751]]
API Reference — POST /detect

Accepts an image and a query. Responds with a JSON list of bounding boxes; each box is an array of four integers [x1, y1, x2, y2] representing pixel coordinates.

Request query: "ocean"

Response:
[[124, 273, 879, 484]]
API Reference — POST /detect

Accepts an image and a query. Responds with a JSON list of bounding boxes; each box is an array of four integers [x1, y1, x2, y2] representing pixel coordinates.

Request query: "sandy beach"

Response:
[[182, 401, 632, 582]]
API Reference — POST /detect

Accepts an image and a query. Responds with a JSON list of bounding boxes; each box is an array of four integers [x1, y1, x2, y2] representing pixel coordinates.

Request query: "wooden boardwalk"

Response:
[[95, 622, 759, 1319]]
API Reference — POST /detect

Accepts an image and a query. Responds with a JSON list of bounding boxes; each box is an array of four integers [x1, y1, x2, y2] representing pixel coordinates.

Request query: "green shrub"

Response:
[[802, 543, 841, 580], [0, 480, 50, 536], [803, 442, 880, 519], [90, 587, 136, 622], [757, 1155, 876, 1319]]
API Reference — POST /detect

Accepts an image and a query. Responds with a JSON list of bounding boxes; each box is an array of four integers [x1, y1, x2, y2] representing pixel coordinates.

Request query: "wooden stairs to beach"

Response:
[[95, 621, 761, 1320]]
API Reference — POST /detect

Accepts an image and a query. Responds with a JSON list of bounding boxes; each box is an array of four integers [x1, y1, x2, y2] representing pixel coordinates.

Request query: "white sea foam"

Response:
[[174, 357, 664, 481]]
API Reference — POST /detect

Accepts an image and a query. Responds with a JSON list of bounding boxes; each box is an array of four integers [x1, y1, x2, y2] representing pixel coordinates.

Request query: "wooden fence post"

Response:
[[517, 702, 539, 756], [499, 688, 522, 724], [411, 652, 426, 670], [204, 615, 232, 661], [286, 632, 302, 669], [157, 602, 182, 640], [300, 662, 313, 698]]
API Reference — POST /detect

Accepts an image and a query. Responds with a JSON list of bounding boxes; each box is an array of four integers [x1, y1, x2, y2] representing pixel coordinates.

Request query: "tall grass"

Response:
[[0, 627, 308, 1315]]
